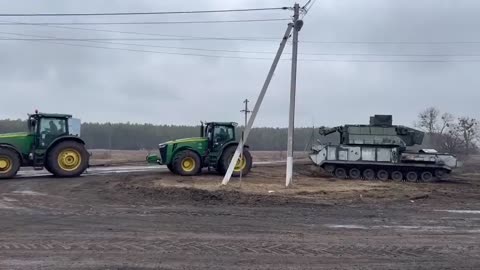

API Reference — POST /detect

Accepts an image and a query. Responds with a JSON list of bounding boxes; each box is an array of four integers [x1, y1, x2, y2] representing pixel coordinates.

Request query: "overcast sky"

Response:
[[0, 0, 478, 127]]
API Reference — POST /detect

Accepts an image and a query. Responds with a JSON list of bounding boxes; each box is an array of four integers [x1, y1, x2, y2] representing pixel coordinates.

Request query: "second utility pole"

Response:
[[286, 3, 303, 187], [239, 99, 251, 183]]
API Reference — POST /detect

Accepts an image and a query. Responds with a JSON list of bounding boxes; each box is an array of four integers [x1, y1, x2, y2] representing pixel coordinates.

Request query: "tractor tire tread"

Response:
[[47, 141, 89, 177], [219, 146, 253, 177], [172, 150, 201, 176], [0, 147, 21, 179]]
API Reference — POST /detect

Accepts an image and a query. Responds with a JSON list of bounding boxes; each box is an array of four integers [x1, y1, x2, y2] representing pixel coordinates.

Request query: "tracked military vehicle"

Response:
[[309, 115, 459, 181]]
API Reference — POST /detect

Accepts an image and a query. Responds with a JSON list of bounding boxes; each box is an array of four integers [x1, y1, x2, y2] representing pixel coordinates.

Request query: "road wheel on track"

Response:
[[0, 148, 20, 179], [173, 150, 201, 176], [406, 171, 418, 182], [391, 171, 403, 181], [434, 169, 447, 179], [363, 169, 375, 180], [334, 167, 347, 179], [47, 141, 89, 177], [324, 164, 335, 174], [420, 171, 434, 182], [348, 168, 361, 179], [377, 170, 389, 181]]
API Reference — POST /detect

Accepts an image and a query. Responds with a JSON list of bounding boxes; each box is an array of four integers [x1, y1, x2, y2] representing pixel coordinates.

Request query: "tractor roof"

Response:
[[205, 122, 237, 126], [30, 112, 72, 119]]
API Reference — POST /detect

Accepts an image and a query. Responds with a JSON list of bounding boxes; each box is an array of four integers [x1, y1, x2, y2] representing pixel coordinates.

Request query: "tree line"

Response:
[[1, 107, 477, 154], [415, 107, 479, 155], [0, 120, 317, 151]]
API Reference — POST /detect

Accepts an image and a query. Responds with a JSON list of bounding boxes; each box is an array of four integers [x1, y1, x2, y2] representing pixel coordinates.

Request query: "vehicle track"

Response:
[[0, 239, 477, 258]]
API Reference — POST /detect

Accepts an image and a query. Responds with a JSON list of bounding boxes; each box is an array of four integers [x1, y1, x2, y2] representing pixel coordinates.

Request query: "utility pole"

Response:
[[222, 23, 294, 185], [241, 99, 251, 130], [286, 3, 303, 187], [239, 99, 251, 183]]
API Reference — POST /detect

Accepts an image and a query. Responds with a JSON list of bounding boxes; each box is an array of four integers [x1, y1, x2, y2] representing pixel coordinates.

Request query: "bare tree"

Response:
[[439, 113, 454, 135], [441, 127, 463, 153], [417, 107, 440, 134], [456, 117, 479, 155]]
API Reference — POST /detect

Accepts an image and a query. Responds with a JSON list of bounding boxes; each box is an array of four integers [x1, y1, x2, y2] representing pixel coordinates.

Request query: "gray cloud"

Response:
[[0, 0, 478, 128]]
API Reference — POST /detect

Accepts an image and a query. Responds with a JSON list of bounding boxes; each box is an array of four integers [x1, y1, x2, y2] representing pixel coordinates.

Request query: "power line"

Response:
[[2, 36, 479, 45], [0, 37, 275, 41], [0, 7, 288, 17], [298, 59, 480, 63], [301, 40, 480, 45], [5, 37, 480, 46], [2, 32, 480, 63], [0, 32, 279, 60], [2, 31, 480, 58], [3, 20, 480, 45], [0, 20, 280, 40], [0, 18, 289, 25], [2, 32, 480, 58]]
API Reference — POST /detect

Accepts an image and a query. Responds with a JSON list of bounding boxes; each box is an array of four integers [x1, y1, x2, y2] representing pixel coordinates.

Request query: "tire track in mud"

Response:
[[1, 195, 261, 219], [0, 240, 478, 258]]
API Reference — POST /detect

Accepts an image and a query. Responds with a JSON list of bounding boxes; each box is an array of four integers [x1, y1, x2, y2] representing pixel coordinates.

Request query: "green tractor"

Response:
[[148, 122, 253, 176], [0, 112, 89, 179]]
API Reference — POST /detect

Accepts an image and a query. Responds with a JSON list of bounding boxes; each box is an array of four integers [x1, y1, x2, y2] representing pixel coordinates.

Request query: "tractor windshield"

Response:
[[38, 117, 68, 146], [214, 125, 234, 144]]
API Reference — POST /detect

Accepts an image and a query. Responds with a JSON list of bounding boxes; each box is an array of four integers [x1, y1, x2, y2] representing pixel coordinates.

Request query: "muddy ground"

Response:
[[0, 164, 479, 269], [89, 149, 307, 166]]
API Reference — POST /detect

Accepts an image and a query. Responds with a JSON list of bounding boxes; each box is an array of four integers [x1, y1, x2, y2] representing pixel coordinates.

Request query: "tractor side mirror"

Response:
[[28, 119, 37, 131]]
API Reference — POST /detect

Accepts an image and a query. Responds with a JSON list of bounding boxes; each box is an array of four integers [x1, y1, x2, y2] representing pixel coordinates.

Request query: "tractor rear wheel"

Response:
[[172, 150, 201, 176], [0, 148, 20, 179], [47, 141, 89, 177], [219, 147, 252, 177]]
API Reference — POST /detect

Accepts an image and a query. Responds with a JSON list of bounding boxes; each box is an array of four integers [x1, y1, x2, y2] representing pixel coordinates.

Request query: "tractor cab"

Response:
[[201, 122, 237, 151], [27, 112, 82, 149]]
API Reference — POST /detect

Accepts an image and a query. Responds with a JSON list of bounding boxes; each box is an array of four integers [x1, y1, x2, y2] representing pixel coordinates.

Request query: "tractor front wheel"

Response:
[[47, 141, 89, 177], [220, 147, 253, 177], [172, 150, 201, 176], [0, 148, 21, 179]]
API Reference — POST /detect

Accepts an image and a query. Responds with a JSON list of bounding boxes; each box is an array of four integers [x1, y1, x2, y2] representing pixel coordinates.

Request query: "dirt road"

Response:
[[1, 166, 479, 269]]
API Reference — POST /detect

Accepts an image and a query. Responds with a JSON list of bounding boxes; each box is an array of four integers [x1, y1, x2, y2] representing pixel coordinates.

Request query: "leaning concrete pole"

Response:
[[286, 3, 302, 187], [222, 23, 294, 185]]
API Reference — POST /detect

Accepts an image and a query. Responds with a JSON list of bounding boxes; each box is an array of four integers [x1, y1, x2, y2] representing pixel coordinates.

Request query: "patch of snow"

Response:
[[11, 190, 47, 196], [436, 210, 480, 214]]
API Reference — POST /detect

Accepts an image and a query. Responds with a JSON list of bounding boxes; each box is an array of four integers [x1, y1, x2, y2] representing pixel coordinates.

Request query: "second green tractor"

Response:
[[148, 122, 252, 176]]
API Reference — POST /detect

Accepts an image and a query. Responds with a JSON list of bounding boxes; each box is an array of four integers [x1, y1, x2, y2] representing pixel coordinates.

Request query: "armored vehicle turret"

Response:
[[310, 115, 459, 181]]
